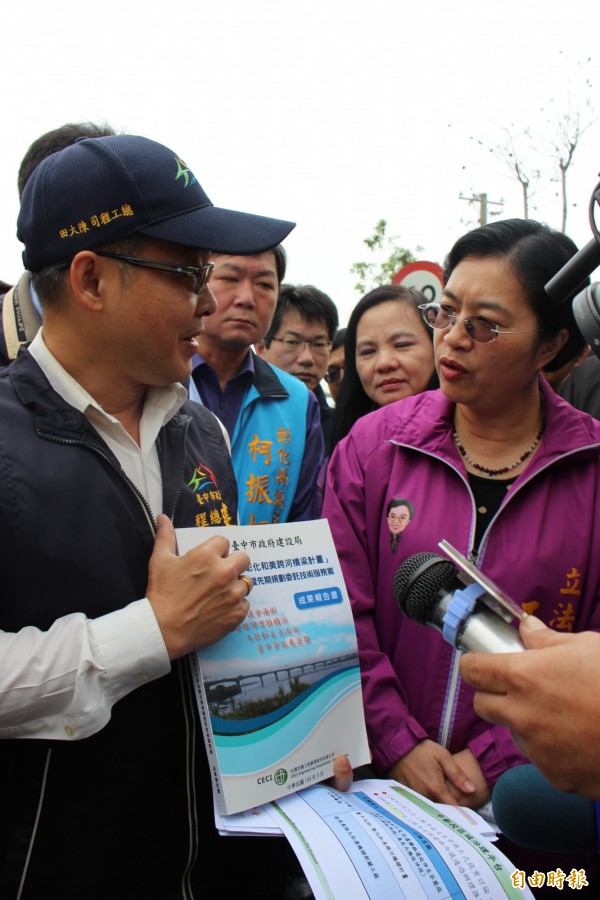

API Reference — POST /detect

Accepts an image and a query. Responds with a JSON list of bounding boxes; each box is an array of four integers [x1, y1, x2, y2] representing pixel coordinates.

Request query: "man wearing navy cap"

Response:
[[0, 134, 297, 898]]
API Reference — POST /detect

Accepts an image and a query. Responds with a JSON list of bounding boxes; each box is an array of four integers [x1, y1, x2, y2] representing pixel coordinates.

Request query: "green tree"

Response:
[[350, 219, 421, 295]]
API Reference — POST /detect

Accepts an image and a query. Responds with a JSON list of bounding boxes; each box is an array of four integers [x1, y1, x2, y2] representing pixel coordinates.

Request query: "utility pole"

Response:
[[459, 192, 503, 226]]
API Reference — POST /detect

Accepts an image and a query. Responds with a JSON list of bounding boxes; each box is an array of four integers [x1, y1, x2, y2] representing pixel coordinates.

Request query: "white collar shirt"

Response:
[[28, 330, 188, 518]]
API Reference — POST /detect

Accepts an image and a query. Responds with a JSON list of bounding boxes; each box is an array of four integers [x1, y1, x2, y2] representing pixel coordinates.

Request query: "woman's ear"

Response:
[[537, 327, 569, 370]]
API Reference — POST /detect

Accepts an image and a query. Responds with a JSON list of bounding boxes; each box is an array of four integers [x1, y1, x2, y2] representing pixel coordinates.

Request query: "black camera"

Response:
[[545, 180, 600, 359]]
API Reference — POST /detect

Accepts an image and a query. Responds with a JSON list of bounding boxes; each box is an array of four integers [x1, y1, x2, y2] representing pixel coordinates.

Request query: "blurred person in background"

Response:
[[324, 326, 346, 404], [256, 282, 338, 449], [329, 285, 438, 455], [1, 122, 116, 366], [560, 352, 600, 419]]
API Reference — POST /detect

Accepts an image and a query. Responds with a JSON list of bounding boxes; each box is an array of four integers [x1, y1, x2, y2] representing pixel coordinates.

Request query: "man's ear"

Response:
[[254, 341, 268, 359], [68, 251, 106, 313]]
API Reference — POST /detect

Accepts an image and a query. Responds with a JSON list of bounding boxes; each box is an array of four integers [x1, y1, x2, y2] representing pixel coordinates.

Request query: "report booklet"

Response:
[[176, 519, 370, 815], [215, 782, 534, 898], [271, 781, 535, 899]]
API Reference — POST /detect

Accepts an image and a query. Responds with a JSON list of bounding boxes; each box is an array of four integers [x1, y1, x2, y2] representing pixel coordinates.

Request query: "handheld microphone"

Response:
[[393, 552, 525, 653], [394, 553, 598, 855]]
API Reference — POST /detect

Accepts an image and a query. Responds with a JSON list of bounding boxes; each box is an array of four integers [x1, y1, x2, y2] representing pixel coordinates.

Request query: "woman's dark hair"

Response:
[[387, 497, 415, 519], [329, 285, 438, 454], [444, 218, 587, 373]]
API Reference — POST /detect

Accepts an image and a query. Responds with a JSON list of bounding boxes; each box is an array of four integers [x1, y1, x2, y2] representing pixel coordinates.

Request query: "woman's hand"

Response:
[[387, 739, 477, 805], [445, 748, 490, 808], [330, 755, 354, 792]]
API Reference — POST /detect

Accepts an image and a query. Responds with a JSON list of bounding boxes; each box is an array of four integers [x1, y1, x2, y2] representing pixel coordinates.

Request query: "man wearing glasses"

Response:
[[189, 258, 325, 524], [255, 283, 339, 451], [0, 133, 297, 897]]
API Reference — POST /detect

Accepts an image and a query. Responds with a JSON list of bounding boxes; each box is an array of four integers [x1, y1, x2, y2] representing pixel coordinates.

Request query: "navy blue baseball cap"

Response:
[[17, 134, 296, 271]]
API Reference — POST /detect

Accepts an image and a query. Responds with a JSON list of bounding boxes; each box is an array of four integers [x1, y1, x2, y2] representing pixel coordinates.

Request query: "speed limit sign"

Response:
[[392, 261, 444, 304]]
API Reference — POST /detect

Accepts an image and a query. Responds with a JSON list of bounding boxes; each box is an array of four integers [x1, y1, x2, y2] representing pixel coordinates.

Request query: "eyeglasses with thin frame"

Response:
[[388, 512, 410, 522], [95, 251, 214, 295], [270, 336, 333, 357], [325, 365, 344, 384], [418, 303, 545, 344]]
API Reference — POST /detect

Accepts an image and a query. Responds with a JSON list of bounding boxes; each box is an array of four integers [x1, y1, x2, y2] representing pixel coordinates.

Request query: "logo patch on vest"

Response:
[[187, 461, 233, 527]]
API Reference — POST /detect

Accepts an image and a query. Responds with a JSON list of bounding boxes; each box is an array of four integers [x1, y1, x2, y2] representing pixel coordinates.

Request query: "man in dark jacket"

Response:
[[560, 353, 600, 420], [0, 133, 295, 898]]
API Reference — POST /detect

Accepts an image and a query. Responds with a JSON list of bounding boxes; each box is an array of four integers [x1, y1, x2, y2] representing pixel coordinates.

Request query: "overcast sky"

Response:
[[2, 1, 599, 325]]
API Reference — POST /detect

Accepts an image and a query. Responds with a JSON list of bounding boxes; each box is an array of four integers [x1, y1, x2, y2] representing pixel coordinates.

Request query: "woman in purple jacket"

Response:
[[323, 218, 600, 812]]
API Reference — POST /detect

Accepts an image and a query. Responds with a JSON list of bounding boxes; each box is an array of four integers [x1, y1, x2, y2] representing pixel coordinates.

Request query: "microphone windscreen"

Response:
[[492, 765, 597, 853], [393, 552, 459, 623]]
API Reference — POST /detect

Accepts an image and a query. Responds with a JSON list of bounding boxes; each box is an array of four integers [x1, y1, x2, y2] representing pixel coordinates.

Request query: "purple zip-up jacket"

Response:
[[323, 376, 600, 786]]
